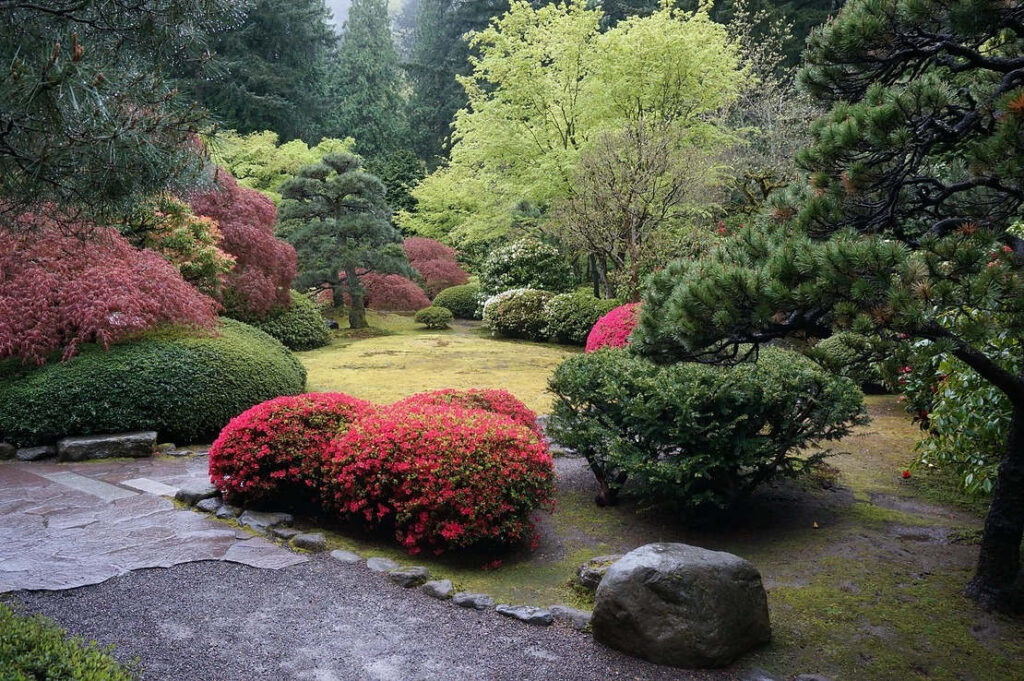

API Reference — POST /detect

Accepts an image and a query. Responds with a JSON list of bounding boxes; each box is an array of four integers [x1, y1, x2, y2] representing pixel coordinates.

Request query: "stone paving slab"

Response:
[[0, 458, 306, 594]]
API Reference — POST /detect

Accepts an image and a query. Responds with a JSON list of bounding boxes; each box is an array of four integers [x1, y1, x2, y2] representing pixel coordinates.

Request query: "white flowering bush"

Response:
[[478, 238, 574, 295], [483, 288, 554, 340]]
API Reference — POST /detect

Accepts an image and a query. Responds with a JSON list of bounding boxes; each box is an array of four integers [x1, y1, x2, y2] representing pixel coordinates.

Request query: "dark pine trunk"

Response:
[[344, 268, 367, 330], [967, 404, 1024, 613]]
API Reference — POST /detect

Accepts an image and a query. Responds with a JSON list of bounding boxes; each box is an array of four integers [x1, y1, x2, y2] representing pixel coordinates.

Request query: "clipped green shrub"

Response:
[[813, 332, 882, 388], [433, 282, 481, 319], [0, 603, 139, 681], [483, 289, 555, 341], [253, 290, 331, 351], [543, 291, 619, 346], [547, 347, 866, 509], [0, 319, 306, 447], [414, 306, 454, 329]]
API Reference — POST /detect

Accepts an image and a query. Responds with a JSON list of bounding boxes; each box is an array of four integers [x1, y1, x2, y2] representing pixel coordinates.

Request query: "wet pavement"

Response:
[[0, 455, 305, 593]]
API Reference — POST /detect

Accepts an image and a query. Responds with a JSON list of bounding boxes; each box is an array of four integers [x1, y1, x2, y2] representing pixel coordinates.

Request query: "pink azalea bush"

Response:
[[585, 303, 641, 353], [393, 388, 544, 438]]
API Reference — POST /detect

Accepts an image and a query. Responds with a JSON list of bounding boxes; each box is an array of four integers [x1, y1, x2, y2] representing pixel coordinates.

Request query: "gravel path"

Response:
[[11, 557, 738, 681]]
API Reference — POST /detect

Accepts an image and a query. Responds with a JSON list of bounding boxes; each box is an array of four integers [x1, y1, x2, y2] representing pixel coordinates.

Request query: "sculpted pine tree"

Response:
[[280, 154, 411, 329], [634, 0, 1024, 612]]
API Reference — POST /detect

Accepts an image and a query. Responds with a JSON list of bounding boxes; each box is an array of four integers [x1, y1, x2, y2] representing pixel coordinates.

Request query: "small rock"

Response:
[[290, 532, 327, 552], [195, 497, 222, 513], [741, 669, 781, 681], [272, 527, 301, 540], [548, 605, 592, 631], [453, 592, 494, 611], [495, 605, 553, 626], [325, 319, 340, 330], [166, 448, 192, 457], [215, 504, 242, 519], [0, 442, 16, 459], [57, 431, 156, 461], [576, 554, 623, 593], [16, 445, 56, 461], [366, 557, 400, 572], [420, 579, 454, 600], [175, 483, 219, 506], [794, 676, 833, 681], [237, 510, 293, 532], [388, 566, 429, 588], [330, 549, 362, 564]]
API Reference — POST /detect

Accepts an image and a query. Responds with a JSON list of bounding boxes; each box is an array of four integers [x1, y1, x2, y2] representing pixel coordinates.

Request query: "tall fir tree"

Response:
[[178, 0, 337, 142], [280, 154, 411, 329], [328, 0, 408, 158]]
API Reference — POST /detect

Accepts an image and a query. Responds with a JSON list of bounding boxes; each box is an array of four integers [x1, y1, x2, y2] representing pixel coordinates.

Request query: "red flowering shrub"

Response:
[[403, 237, 470, 298], [323, 404, 555, 554], [585, 303, 641, 353], [394, 389, 544, 438], [189, 170, 297, 319], [339, 272, 432, 311], [209, 393, 374, 506], [0, 214, 219, 365]]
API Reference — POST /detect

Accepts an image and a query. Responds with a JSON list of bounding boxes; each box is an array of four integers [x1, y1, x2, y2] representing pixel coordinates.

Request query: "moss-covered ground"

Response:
[[290, 317, 1023, 680]]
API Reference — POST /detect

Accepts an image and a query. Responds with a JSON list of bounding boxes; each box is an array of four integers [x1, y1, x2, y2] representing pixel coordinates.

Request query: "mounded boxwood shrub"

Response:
[[483, 288, 555, 341], [433, 282, 481, 319], [322, 404, 555, 554], [543, 291, 619, 346], [0, 603, 139, 681], [0, 319, 306, 447], [585, 303, 640, 352], [547, 347, 866, 509], [209, 392, 374, 507], [253, 290, 331, 351], [393, 388, 543, 437], [812, 332, 882, 389], [414, 306, 454, 329]]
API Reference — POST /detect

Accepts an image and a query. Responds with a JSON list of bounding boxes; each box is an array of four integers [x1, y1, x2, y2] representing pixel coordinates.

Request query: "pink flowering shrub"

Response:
[[209, 393, 374, 507], [0, 214, 220, 365], [323, 404, 555, 554], [585, 303, 641, 353], [394, 388, 544, 438], [403, 237, 470, 298], [339, 272, 431, 311], [189, 170, 297, 319]]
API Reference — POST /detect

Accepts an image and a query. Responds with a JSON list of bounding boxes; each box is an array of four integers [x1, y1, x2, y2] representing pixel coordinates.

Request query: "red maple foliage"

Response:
[[322, 403, 555, 554], [403, 237, 470, 298], [189, 170, 297, 319], [0, 213, 220, 365], [338, 272, 432, 311], [209, 392, 374, 507], [403, 237, 456, 264], [585, 303, 641, 353]]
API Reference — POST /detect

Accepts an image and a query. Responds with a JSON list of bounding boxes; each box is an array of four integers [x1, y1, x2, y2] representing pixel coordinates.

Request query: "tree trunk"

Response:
[[344, 268, 367, 330], [596, 255, 615, 299], [967, 404, 1024, 613], [590, 254, 600, 298]]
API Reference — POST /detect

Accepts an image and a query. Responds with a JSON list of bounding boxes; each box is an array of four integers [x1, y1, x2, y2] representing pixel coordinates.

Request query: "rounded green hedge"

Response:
[[415, 305, 454, 329], [484, 289, 555, 341], [0, 319, 307, 447], [433, 282, 481, 319], [254, 290, 331, 351], [543, 291, 619, 346]]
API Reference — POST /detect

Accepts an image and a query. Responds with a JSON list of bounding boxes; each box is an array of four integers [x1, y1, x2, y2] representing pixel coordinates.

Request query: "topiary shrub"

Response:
[[322, 404, 555, 554], [543, 291, 620, 346], [254, 290, 331, 351], [209, 392, 374, 507], [812, 332, 882, 389], [433, 283, 481, 319], [414, 306, 454, 329], [585, 303, 641, 353], [0, 319, 306, 447], [393, 388, 544, 437], [547, 347, 866, 509], [483, 289, 555, 341], [478, 238, 574, 295], [0, 603, 139, 681]]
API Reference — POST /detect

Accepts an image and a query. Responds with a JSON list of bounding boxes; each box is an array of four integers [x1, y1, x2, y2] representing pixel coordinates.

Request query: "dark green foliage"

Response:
[[328, 0, 408, 158], [177, 0, 337, 142], [0, 603, 138, 681], [479, 238, 575, 296], [280, 153, 412, 329], [484, 289, 555, 341], [543, 292, 619, 346], [547, 347, 866, 509], [414, 305, 454, 329], [0, 319, 306, 447], [812, 332, 882, 388], [432, 283, 481, 319], [364, 150, 425, 213], [0, 0, 239, 223], [254, 290, 331, 350]]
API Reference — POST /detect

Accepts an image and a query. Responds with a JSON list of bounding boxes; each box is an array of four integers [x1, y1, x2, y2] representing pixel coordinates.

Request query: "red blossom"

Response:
[[585, 303, 641, 353], [393, 388, 544, 438]]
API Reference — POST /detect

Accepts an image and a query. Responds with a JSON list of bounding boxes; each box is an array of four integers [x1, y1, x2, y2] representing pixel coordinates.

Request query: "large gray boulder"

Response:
[[591, 543, 770, 668], [57, 432, 156, 461]]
